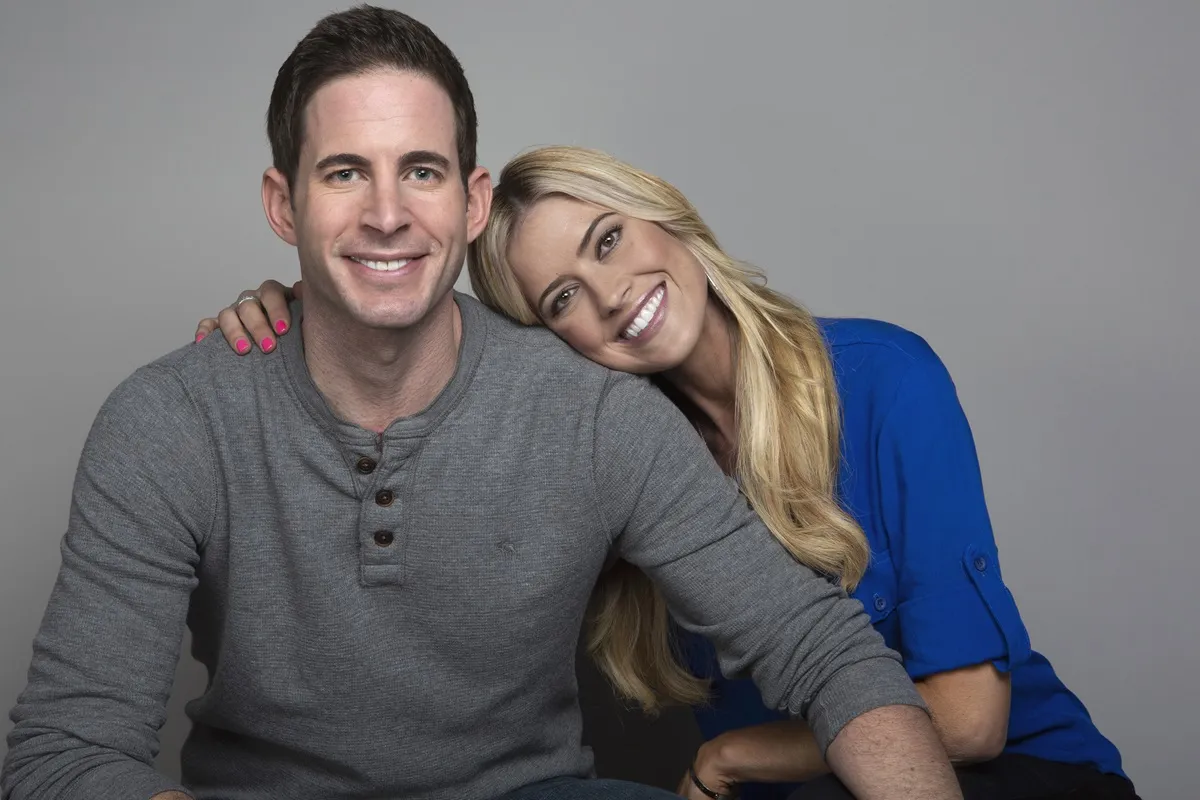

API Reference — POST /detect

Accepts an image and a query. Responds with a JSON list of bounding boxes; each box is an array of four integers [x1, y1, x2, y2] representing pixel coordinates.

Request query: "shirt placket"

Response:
[[354, 435, 418, 587]]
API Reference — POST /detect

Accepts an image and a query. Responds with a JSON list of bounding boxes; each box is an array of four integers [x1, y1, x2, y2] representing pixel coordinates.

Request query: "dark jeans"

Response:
[[498, 776, 679, 799], [787, 754, 1140, 800]]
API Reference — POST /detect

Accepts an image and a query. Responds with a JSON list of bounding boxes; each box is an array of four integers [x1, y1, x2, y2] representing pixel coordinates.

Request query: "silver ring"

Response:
[[234, 292, 260, 308]]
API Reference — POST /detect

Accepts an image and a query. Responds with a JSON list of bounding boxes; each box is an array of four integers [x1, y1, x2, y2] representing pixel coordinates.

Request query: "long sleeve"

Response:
[[3, 365, 214, 800], [592, 372, 925, 753]]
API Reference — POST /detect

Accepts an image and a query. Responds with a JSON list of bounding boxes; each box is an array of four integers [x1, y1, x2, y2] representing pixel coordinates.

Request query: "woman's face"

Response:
[[506, 195, 711, 374]]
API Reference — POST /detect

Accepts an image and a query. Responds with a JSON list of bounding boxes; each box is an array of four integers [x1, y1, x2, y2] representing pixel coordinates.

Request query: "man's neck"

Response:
[[301, 292, 463, 432]]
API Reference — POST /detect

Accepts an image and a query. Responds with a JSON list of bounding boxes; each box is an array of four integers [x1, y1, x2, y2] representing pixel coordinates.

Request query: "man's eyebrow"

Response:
[[537, 276, 570, 314], [314, 153, 370, 172], [577, 211, 616, 258], [398, 150, 452, 173], [312, 151, 453, 175]]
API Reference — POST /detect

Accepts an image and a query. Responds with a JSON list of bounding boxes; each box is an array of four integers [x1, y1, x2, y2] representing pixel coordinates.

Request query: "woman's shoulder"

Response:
[[816, 316, 940, 365], [815, 316, 956, 405]]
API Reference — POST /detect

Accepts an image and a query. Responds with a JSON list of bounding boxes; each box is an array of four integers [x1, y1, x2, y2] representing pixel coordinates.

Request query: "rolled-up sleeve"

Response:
[[877, 346, 1031, 680]]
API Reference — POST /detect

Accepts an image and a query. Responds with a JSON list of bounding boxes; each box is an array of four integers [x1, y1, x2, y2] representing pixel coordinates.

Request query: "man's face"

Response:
[[264, 69, 489, 332]]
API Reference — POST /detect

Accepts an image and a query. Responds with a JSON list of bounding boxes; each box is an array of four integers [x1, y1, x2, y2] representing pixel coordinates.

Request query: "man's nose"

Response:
[[361, 180, 413, 236]]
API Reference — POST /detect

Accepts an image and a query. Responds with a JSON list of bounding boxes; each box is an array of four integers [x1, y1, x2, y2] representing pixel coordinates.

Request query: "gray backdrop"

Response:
[[1, 3, 1196, 799]]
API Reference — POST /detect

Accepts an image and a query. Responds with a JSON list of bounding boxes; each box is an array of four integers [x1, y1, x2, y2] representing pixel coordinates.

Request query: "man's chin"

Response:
[[306, 271, 456, 331], [344, 295, 451, 332]]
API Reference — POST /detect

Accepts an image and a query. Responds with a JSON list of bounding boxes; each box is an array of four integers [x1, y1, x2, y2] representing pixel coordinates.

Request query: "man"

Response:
[[3, 7, 961, 800]]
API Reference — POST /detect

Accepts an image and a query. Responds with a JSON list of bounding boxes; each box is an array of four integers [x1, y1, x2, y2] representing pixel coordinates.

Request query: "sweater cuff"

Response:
[[59, 761, 189, 800], [805, 656, 928, 756]]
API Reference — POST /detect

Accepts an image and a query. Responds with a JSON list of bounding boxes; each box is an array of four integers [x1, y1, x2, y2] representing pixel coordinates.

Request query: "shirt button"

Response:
[[373, 530, 394, 547], [873, 594, 888, 612], [356, 456, 377, 475], [974, 555, 989, 572], [375, 489, 394, 507]]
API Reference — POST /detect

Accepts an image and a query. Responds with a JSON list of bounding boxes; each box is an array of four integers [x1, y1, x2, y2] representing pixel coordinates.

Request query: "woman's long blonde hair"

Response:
[[468, 146, 871, 713]]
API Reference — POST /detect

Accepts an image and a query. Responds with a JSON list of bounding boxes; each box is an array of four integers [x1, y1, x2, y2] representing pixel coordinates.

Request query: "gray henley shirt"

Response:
[[3, 294, 923, 800]]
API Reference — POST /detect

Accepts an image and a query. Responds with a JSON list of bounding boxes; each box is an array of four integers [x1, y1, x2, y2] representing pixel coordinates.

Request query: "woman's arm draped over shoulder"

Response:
[[194, 279, 298, 352]]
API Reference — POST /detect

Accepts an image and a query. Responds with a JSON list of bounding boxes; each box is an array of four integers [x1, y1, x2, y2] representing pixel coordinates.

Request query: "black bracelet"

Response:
[[688, 763, 738, 800]]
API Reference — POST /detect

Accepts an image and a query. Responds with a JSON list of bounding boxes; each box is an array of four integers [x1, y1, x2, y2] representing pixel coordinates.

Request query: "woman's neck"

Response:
[[661, 295, 739, 469]]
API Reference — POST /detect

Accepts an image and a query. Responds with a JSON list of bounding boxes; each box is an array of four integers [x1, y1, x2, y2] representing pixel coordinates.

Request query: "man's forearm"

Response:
[[152, 793, 193, 800], [825, 704, 962, 800]]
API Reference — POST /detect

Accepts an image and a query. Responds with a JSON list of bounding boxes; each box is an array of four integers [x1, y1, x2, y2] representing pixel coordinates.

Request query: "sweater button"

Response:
[[373, 530, 394, 547], [356, 456, 377, 475], [375, 489, 394, 507]]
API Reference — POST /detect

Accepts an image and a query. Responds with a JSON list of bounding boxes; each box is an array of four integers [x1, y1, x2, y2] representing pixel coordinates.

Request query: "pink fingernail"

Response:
[[195, 332, 206, 343], [275, 320, 288, 334], [235, 338, 250, 354], [261, 337, 275, 352]]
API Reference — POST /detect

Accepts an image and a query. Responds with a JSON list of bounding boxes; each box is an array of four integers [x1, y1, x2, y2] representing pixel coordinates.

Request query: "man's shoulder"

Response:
[[472, 299, 616, 379], [153, 333, 285, 392], [464, 300, 672, 428], [98, 336, 279, 428], [76, 344, 225, 472]]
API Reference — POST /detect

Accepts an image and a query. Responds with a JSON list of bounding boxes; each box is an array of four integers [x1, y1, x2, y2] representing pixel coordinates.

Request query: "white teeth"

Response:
[[623, 287, 664, 339], [353, 257, 411, 272]]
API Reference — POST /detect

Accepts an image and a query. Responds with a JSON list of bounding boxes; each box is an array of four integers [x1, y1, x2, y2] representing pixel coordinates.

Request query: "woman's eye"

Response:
[[597, 225, 623, 258], [550, 286, 576, 316]]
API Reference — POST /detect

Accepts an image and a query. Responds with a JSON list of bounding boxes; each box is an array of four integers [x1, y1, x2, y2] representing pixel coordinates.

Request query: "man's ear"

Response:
[[464, 165, 493, 243], [262, 167, 297, 246]]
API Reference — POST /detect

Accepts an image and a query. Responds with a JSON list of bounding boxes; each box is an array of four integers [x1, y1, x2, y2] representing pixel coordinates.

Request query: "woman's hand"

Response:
[[194, 279, 300, 354], [676, 738, 739, 799], [675, 720, 833, 797]]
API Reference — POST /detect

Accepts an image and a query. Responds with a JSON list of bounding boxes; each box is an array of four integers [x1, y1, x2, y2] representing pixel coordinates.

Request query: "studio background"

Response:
[[1, 3, 1196, 799]]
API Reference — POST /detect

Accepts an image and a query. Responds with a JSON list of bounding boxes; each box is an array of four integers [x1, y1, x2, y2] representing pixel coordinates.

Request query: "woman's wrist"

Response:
[[693, 734, 743, 791], [692, 721, 829, 787]]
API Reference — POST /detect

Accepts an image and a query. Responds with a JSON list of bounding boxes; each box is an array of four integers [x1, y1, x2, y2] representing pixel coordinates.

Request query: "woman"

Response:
[[195, 146, 1137, 800]]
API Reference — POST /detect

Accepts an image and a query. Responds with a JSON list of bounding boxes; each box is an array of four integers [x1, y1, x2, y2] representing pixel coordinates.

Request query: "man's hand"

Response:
[[151, 792, 193, 799]]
